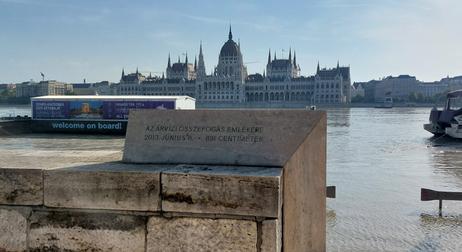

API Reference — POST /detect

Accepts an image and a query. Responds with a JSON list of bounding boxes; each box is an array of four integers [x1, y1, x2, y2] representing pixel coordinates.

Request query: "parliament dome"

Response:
[[219, 27, 239, 57]]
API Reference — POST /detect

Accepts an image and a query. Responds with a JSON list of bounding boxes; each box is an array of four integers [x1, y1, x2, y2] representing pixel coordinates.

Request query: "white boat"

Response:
[[445, 113, 462, 138], [445, 122, 462, 138], [424, 90, 462, 138]]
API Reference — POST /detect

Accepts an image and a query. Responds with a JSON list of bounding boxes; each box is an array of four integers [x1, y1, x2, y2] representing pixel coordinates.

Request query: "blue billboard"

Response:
[[32, 100, 175, 120], [32, 101, 69, 119]]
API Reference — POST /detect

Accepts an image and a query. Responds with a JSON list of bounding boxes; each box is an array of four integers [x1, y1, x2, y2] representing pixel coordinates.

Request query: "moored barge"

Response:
[[30, 95, 195, 134]]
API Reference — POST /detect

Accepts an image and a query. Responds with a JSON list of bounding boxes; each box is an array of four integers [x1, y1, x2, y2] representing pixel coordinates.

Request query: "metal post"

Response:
[[439, 199, 443, 217]]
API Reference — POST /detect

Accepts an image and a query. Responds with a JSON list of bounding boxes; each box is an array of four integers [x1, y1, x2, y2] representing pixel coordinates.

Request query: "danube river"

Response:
[[326, 107, 462, 251], [0, 104, 31, 117], [1, 105, 462, 251]]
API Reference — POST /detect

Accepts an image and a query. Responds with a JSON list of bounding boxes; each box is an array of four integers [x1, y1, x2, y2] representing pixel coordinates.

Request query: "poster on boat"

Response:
[[32, 101, 69, 119], [102, 100, 175, 120], [32, 99, 175, 120], [69, 100, 104, 119]]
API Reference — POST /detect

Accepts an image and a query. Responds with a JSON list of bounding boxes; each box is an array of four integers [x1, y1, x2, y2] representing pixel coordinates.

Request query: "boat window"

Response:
[[449, 98, 462, 110]]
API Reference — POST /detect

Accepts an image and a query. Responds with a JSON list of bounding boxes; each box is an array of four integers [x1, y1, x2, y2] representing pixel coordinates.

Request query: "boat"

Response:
[[375, 97, 393, 108], [0, 116, 32, 135], [30, 95, 195, 134], [424, 90, 462, 137]]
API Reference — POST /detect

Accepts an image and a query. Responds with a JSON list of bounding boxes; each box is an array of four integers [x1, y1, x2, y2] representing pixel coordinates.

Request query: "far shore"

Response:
[[0, 101, 441, 109]]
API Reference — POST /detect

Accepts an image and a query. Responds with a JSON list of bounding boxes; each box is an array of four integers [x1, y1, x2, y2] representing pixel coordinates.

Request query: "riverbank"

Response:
[[0, 101, 441, 112], [198, 102, 439, 109]]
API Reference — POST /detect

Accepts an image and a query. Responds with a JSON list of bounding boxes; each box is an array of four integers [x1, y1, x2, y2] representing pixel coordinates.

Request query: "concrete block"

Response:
[[0, 207, 30, 251], [0, 168, 43, 205], [162, 165, 282, 218], [124, 110, 324, 167], [283, 113, 326, 252], [44, 162, 165, 211], [147, 216, 257, 252], [0, 149, 122, 170], [29, 210, 146, 252], [261, 219, 282, 252]]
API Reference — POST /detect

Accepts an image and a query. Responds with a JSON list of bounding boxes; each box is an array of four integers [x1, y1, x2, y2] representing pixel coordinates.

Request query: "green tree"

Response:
[[416, 93, 424, 103], [351, 95, 365, 103], [408, 92, 417, 102]]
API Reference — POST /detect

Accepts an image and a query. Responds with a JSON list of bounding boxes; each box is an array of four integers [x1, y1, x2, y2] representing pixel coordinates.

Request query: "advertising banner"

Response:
[[32, 101, 69, 119], [32, 100, 175, 120], [103, 100, 175, 120]]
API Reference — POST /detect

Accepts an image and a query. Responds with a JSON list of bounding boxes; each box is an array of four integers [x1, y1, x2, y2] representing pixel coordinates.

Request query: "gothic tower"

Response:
[[197, 41, 207, 80]]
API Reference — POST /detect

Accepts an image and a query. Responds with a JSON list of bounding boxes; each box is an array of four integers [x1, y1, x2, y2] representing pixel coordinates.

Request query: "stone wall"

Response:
[[1, 110, 326, 252], [0, 161, 282, 252]]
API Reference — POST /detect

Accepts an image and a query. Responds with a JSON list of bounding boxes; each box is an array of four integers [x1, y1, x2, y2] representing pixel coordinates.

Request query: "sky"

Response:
[[1, 0, 461, 84]]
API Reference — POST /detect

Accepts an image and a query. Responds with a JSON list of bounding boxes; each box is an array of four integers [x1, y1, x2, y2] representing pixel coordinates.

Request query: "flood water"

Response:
[[327, 107, 462, 251], [1, 105, 462, 251]]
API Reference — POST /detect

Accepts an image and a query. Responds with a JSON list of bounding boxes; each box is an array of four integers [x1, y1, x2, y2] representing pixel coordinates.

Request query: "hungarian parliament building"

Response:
[[115, 27, 351, 107]]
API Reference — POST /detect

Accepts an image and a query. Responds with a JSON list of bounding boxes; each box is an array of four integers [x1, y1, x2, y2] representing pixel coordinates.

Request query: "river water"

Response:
[[0, 104, 31, 117], [327, 107, 462, 251], [1, 105, 462, 251]]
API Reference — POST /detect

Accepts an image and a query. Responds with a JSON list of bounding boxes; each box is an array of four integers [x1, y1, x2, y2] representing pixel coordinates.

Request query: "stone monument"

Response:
[[0, 109, 325, 252], [124, 109, 327, 252]]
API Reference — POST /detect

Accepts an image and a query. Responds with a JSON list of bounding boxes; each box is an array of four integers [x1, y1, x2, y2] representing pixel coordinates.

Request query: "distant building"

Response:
[[94, 81, 114, 95], [72, 81, 113, 95], [417, 81, 448, 98], [266, 49, 300, 79], [351, 82, 365, 98], [16, 80, 70, 98], [375, 75, 418, 102], [361, 80, 379, 102], [115, 26, 351, 106], [358, 75, 462, 103], [0, 83, 15, 92], [72, 83, 94, 95], [166, 54, 196, 81], [441, 75, 462, 91], [120, 68, 145, 85]]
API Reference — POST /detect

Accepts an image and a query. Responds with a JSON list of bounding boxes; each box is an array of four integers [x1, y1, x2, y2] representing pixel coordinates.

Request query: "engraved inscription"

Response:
[[143, 124, 264, 144]]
